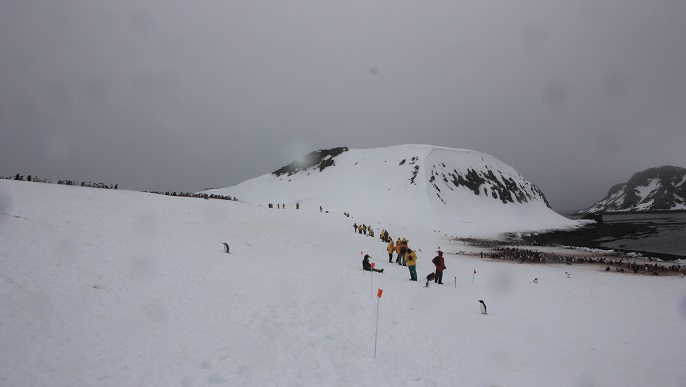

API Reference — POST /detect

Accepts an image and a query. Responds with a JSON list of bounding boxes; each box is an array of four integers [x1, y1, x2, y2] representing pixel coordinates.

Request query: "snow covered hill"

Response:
[[2, 178, 685, 386], [207, 145, 576, 238], [580, 165, 686, 213]]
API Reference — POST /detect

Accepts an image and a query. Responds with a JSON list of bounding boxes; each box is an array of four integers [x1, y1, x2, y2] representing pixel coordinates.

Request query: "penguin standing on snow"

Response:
[[478, 300, 487, 315], [565, 272, 571, 278]]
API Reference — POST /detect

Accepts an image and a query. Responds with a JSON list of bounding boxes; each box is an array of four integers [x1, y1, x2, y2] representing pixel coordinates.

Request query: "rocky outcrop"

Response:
[[272, 147, 349, 176], [579, 166, 686, 213]]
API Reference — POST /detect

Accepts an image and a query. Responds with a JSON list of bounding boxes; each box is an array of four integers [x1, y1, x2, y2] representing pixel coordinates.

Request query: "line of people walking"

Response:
[[353, 223, 375, 238]]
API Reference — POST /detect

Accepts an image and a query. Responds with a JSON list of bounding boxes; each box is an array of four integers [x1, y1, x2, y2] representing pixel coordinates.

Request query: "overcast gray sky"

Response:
[[1, 1, 684, 211]]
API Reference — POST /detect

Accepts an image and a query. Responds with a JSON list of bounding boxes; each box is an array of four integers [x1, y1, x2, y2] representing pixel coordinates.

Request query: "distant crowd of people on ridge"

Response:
[[145, 191, 236, 201], [3, 173, 237, 201], [3, 174, 118, 189], [60, 180, 118, 189], [3, 174, 53, 184]]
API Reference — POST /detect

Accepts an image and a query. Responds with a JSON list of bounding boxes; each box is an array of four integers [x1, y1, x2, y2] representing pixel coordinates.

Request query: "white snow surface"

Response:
[[2, 178, 686, 386], [635, 178, 660, 199], [206, 145, 578, 239], [634, 179, 660, 211]]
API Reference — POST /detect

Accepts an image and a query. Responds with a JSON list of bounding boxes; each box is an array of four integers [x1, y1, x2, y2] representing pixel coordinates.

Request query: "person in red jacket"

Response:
[[432, 250, 446, 284]]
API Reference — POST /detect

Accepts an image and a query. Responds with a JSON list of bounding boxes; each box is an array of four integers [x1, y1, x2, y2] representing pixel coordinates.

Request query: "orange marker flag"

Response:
[[374, 288, 383, 358]]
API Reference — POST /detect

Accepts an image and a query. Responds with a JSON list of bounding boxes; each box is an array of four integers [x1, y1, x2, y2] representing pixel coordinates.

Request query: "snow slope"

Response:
[[1, 179, 686, 386], [207, 145, 577, 239]]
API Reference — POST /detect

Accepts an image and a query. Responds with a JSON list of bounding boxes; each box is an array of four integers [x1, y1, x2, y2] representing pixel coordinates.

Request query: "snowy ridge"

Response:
[[207, 145, 574, 238], [580, 165, 686, 213]]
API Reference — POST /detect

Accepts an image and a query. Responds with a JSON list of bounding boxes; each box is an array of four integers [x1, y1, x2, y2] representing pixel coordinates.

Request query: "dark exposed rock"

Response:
[[580, 166, 686, 213], [447, 167, 548, 207], [272, 147, 349, 177], [409, 165, 420, 184], [581, 213, 604, 223]]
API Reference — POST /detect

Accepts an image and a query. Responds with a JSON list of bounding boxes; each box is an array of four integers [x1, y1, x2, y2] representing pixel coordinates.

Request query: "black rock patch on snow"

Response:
[[272, 147, 349, 177], [445, 167, 549, 207], [410, 165, 420, 184]]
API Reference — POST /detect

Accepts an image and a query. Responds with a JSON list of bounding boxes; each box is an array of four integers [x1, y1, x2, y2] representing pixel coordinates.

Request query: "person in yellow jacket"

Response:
[[406, 248, 418, 281], [387, 239, 395, 263]]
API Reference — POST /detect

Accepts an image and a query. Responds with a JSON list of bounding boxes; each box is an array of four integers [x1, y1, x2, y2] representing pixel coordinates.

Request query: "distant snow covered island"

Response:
[[205, 144, 582, 238], [579, 165, 686, 214]]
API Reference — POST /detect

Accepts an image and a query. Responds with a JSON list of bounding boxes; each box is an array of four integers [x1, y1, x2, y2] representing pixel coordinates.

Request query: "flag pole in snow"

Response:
[[454, 276, 456, 288], [374, 288, 383, 359], [370, 262, 375, 297]]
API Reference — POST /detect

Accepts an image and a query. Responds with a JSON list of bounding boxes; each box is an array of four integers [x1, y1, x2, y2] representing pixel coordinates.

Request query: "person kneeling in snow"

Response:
[[362, 254, 384, 273]]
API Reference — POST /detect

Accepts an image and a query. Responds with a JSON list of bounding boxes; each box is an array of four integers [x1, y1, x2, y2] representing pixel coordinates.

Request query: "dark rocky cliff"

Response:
[[580, 166, 686, 213]]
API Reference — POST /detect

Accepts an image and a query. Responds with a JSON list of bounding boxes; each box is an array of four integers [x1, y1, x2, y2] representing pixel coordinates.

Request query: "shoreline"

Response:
[[513, 221, 686, 262], [452, 238, 685, 276], [569, 209, 686, 216]]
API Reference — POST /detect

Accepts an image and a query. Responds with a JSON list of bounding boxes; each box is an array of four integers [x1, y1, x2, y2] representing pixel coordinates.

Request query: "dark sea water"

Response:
[[566, 212, 686, 256]]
